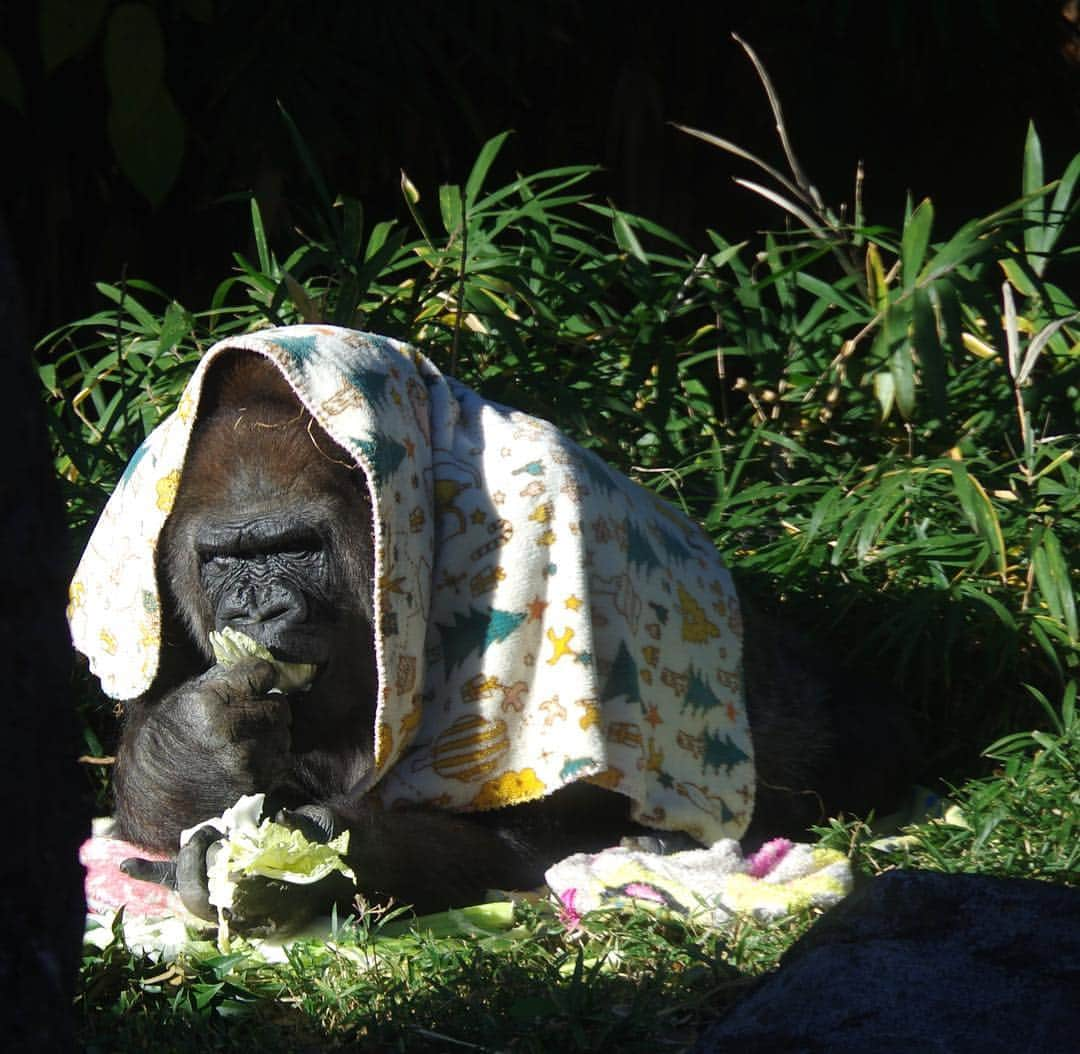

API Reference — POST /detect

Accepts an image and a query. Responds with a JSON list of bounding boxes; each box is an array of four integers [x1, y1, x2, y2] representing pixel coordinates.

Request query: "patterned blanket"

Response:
[[70, 325, 754, 842]]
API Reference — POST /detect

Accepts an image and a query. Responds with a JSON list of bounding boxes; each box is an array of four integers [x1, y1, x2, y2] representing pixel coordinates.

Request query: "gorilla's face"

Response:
[[158, 353, 378, 733]]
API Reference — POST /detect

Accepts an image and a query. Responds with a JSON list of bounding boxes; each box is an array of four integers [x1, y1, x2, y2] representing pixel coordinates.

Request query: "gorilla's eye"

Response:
[[195, 522, 325, 571], [203, 553, 239, 570], [199, 540, 323, 571], [277, 544, 320, 559]]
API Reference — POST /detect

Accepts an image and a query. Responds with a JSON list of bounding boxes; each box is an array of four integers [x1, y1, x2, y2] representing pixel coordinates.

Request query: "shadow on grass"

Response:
[[77, 909, 761, 1053]]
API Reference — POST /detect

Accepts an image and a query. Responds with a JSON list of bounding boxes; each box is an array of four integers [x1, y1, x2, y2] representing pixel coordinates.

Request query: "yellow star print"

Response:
[[546, 627, 576, 665]]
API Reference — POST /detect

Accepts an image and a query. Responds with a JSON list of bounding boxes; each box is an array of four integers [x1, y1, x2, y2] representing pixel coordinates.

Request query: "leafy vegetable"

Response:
[[209, 626, 317, 693], [194, 793, 356, 950]]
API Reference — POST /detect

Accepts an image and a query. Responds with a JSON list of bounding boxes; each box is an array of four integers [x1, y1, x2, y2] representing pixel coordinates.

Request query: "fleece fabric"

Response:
[[68, 325, 754, 843], [546, 837, 852, 929]]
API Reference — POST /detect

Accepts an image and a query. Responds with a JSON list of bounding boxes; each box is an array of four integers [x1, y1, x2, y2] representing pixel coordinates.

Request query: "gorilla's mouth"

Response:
[[209, 626, 319, 693], [218, 623, 330, 667]]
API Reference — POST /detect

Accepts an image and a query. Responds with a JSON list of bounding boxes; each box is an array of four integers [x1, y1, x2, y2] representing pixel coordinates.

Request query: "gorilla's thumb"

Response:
[[120, 856, 177, 888]]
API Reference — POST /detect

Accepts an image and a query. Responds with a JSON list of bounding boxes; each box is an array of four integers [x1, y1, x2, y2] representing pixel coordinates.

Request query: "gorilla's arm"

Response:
[[114, 659, 294, 850], [116, 654, 640, 927]]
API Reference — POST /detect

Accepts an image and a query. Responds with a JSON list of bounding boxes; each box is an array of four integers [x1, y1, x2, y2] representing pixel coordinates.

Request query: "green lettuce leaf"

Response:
[[208, 626, 317, 692]]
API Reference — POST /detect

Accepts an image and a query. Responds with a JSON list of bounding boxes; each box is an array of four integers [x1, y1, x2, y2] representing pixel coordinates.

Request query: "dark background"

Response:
[[3, 0, 1079, 343], [1, 4, 1076, 1037]]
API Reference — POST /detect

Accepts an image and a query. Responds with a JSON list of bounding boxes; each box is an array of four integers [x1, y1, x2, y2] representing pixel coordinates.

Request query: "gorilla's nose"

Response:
[[221, 584, 306, 627]]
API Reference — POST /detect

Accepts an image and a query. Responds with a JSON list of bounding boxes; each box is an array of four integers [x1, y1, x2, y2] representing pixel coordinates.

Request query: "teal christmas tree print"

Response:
[[353, 433, 407, 485], [346, 363, 390, 405], [270, 332, 319, 362], [601, 640, 642, 707], [625, 518, 661, 574], [437, 606, 527, 672], [702, 728, 750, 775], [683, 667, 724, 715]]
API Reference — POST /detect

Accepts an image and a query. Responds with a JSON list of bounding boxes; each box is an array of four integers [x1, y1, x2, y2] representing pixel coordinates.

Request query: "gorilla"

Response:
[[70, 327, 908, 934]]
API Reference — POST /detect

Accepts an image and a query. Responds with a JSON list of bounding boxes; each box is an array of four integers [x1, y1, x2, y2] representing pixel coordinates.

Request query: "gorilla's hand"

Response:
[[115, 659, 296, 850], [169, 807, 349, 937], [172, 659, 294, 780]]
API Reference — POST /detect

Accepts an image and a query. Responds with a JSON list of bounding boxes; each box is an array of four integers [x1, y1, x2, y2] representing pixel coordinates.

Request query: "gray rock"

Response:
[[696, 869, 1080, 1054]]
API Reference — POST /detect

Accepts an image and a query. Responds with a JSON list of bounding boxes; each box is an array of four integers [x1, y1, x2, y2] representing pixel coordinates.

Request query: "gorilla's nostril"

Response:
[[251, 600, 290, 623], [221, 584, 305, 626]]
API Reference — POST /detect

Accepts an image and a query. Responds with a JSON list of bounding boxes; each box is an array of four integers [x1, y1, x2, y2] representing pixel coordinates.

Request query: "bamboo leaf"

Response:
[[278, 103, 332, 213], [1016, 312, 1080, 386], [1041, 150, 1080, 273], [965, 470, 1008, 578], [948, 460, 978, 531], [40, 0, 108, 71], [961, 332, 998, 360], [464, 131, 510, 208], [1022, 121, 1045, 261], [890, 346, 916, 420], [157, 302, 190, 355], [93, 283, 159, 333], [733, 179, 828, 238], [865, 242, 888, 312], [611, 207, 648, 264], [439, 184, 463, 237], [250, 198, 272, 275], [999, 255, 1039, 297], [912, 287, 947, 419], [338, 195, 365, 262], [673, 123, 809, 209], [1033, 528, 1079, 641], [1022, 684, 1065, 735], [873, 369, 895, 421], [1002, 282, 1021, 380], [901, 197, 934, 289]]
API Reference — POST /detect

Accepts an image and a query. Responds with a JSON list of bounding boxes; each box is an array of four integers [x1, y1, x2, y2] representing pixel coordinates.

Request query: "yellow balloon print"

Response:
[[155, 471, 181, 513], [431, 714, 510, 782], [471, 767, 546, 809], [585, 766, 624, 790], [375, 721, 395, 772], [138, 621, 159, 649], [177, 391, 196, 422], [577, 700, 602, 730]]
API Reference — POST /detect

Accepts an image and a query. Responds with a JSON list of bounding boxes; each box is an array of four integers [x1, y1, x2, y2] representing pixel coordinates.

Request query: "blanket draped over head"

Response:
[[69, 326, 754, 843]]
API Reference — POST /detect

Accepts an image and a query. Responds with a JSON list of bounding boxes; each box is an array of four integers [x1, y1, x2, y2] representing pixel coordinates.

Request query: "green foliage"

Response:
[[41, 103, 1080, 756], [39, 128, 716, 532], [48, 47, 1080, 1053], [818, 680, 1079, 884], [78, 900, 760, 1051]]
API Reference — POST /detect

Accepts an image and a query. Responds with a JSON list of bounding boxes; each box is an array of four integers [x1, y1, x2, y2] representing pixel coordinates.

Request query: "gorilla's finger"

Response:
[[276, 804, 337, 844], [175, 825, 221, 922], [120, 857, 177, 888], [200, 658, 280, 703]]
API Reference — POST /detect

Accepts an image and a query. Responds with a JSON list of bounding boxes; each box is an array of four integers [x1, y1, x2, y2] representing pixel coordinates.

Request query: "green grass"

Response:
[[79, 899, 820, 1051], [820, 681, 1079, 885], [45, 58, 1080, 1049]]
